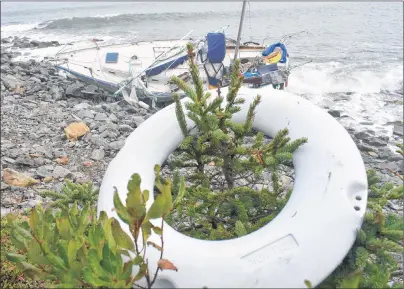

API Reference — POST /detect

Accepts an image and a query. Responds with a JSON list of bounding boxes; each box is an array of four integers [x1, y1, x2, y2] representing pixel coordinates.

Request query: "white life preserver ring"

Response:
[[97, 86, 368, 288]]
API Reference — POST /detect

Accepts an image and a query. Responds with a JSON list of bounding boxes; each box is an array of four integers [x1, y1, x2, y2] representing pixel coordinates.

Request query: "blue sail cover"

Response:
[[262, 42, 288, 63], [207, 33, 226, 64], [144, 54, 188, 77]]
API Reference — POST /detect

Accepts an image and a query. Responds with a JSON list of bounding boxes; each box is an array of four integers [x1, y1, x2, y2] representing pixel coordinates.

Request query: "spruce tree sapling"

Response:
[[164, 42, 307, 240]]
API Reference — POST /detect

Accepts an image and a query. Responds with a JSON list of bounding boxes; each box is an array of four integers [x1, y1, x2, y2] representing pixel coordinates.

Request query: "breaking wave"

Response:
[[14, 11, 240, 31]]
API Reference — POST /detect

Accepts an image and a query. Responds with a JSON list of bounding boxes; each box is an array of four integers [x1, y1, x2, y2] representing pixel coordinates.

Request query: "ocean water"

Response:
[[1, 2, 403, 137]]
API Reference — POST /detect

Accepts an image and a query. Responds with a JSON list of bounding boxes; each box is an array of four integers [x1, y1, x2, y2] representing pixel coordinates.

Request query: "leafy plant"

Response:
[[6, 165, 178, 289], [39, 180, 99, 209]]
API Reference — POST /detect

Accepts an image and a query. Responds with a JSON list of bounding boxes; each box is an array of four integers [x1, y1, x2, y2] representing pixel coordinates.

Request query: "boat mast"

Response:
[[233, 0, 247, 63]]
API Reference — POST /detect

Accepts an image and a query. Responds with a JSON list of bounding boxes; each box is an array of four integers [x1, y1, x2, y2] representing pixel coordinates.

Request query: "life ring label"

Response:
[[241, 234, 298, 265]]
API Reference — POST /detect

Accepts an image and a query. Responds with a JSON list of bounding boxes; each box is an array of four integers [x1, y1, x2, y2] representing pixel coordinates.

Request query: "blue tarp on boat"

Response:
[[262, 42, 288, 64], [243, 64, 279, 79], [145, 54, 188, 77], [207, 32, 226, 63]]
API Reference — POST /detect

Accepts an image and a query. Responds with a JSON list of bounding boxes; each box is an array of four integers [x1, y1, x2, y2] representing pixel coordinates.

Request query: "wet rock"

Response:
[[53, 166, 72, 179], [74, 102, 91, 110], [36, 166, 54, 178], [2, 74, 21, 90], [77, 110, 95, 119], [379, 162, 400, 172], [90, 135, 108, 147], [98, 123, 118, 133], [100, 130, 119, 139], [71, 172, 91, 184], [328, 110, 341, 118], [91, 149, 105, 161], [2, 157, 16, 164], [109, 113, 118, 122], [355, 130, 375, 140], [95, 112, 108, 121], [357, 143, 375, 152], [132, 116, 145, 127], [66, 83, 84, 97], [15, 155, 35, 167], [363, 137, 388, 147], [393, 124, 403, 137], [118, 124, 134, 132], [109, 140, 125, 151], [49, 85, 64, 100]]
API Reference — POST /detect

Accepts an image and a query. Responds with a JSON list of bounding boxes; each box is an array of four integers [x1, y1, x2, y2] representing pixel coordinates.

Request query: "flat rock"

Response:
[[77, 110, 95, 119], [91, 149, 105, 161], [133, 116, 145, 127], [53, 166, 72, 179], [328, 110, 341, 118], [3, 74, 21, 90], [66, 84, 84, 97], [393, 124, 403, 137], [118, 124, 134, 132], [15, 155, 35, 167], [74, 102, 91, 110], [36, 166, 54, 178], [98, 123, 118, 133], [109, 140, 125, 151], [95, 112, 108, 121]]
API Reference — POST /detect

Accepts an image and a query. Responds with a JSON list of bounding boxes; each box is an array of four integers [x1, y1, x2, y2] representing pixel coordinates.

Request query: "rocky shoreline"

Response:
[[1, 41, 402, 216]]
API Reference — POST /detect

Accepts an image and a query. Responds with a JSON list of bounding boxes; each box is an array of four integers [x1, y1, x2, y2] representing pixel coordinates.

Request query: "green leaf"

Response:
[[88, 249, 110, 279], [83, 266, 110, 287], [121, 260, 134, 281], [340, 271, 361, 288], [77, 204, 90, 235], [104, 218, 117, 251], [173, 176, 186, 207], [14, 225, 32, 239], [133, 263, 147, 281], [67, 239, 78, 265], [56, 241, 69, 268], [99, 211, 108, 226], [234, 220, 247, 237], [144, 169, 173, 222], [101, 245, 119, 274], [42, 243, 68, 270], [10, 228, 28, 251], [304, 279, 313, 288], [133, 255, 143, 265], [27, 239, 49, 266], [56, 214, 71, 240], [6, 253, 26, 263], [152, 226, 163, 235], [141, 221, 153, 242], [29, 207, 41, 238], [111, 218, 135, 252], [126, 174, 147, 221], [113, 189, 131, 224], [16, 261, 43, 280], [101, 243, 117, 275]]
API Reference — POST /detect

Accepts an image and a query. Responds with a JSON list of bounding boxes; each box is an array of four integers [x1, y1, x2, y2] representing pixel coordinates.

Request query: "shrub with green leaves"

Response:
[[164, 42, 307, 240], [6, 165, 178, 289]]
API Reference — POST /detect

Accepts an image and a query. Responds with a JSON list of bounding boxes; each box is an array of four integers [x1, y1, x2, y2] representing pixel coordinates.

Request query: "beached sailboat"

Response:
[[53, 1, 302, 109]]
